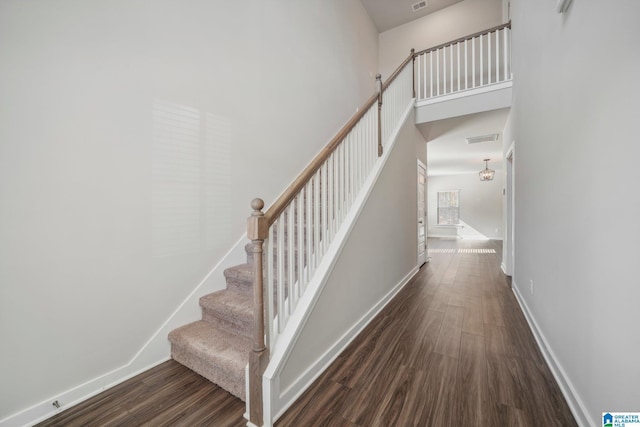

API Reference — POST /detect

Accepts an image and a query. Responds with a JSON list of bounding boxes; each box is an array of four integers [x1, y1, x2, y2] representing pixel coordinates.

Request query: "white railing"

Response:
[[256, 54, 414, 353], [414, 22, 511, 101], [246, 52, 414, 424], [264, 103, 379, 350], [381, 64, 414, 146]]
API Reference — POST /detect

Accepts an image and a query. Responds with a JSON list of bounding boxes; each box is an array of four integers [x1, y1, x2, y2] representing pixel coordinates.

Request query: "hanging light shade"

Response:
[[479, 158, 495, 181]]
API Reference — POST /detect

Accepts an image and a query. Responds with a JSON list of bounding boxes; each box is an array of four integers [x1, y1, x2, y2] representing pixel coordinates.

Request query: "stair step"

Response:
[[168, 320, 251, 401], [200, 290, 253, 339], [224, 264, 254, 293]]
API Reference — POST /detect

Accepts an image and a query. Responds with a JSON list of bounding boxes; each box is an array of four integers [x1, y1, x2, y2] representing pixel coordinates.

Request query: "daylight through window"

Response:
[[437, 190, 460, 225]]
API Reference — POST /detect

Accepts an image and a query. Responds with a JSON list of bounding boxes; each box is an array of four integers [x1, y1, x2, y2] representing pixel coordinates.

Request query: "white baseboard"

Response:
[[0, 235, 249, 427], [511, 283, 595, 427], [500, 262, 507, 275], [11, 358, 170, 427], [273, 266, 419, 423]]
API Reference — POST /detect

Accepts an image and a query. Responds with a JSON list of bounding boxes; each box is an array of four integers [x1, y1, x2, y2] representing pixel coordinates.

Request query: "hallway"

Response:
[[276, 238, 576, 426], [37, 239, 576, 426]]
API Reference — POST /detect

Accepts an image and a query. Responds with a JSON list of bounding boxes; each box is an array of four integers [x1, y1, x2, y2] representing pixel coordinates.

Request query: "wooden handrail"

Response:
[[382, 50, 415, 92], [414, 21, 511, 57], [264, 93, 377, 225], [247, 48, 415, 426], [264, 50, 416, 224]]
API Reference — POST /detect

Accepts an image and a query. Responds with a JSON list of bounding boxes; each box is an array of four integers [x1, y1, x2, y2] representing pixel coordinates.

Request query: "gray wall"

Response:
[[509, 0, 640, 424], [0, 0, 378, 420]]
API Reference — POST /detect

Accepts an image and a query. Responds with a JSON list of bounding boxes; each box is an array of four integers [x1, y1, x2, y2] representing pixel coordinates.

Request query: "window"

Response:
[[437, 190, 460, 225]]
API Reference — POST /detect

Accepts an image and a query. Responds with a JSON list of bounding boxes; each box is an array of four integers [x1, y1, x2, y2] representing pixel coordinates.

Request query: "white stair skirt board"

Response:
[[512, 283, 594, 427], [260, 99, 417, 426], [1, 235, 249, 427]]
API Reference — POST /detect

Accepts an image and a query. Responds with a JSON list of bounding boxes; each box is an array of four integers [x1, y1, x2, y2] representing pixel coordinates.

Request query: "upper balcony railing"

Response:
[[414, 22, 511, 102]]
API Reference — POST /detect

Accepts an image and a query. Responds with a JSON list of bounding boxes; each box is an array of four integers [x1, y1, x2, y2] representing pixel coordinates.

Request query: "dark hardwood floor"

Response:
[[275, 238, 576, 427], [37, 238, 576, 427], [36, 361, 246, 427]]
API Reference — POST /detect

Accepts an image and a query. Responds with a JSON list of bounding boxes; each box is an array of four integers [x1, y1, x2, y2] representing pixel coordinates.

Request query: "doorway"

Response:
[[504, 143, 515, 276], [417, 160, 428, 266]]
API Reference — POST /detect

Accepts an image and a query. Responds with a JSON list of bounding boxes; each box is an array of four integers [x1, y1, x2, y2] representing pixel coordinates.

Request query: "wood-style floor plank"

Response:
[[277, 238, 577, 426], [37, 238, 576, 427], [35, 361, 246, 427]]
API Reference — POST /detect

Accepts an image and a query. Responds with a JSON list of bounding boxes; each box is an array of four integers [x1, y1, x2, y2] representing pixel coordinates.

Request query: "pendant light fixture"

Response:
[[479, 158, 495, 181]]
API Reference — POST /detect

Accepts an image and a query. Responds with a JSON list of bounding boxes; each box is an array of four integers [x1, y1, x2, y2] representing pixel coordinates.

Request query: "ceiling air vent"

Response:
[[466, 134, 499, 144], [412, 1, 428, 12]]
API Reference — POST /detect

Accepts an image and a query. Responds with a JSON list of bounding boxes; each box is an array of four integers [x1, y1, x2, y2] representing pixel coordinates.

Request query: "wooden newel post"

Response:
[[411, 48, 416, 98], [376, 73, 383, 157], [247, 198, 268, 426]]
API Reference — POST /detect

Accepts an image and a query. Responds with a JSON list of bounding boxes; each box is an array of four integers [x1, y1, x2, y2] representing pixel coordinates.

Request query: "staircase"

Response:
[[167, 200, 309, 402], [168, 243, 257, 401], [166, 44, 417, 425]]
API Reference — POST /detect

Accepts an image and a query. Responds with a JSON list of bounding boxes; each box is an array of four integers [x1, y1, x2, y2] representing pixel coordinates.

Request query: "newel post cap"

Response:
[[251, 198, 265, 215], [248, 198, 268, 240]]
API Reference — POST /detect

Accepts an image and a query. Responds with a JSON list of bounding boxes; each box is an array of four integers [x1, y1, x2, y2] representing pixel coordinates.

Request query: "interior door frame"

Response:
[[417, 159, 428, 266], [503, 142, 515, 276]]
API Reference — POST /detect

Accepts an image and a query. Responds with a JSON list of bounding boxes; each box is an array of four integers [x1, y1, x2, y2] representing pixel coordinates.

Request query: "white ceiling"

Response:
[[419, 108, 510, 176], [360, 0, 464, 32]]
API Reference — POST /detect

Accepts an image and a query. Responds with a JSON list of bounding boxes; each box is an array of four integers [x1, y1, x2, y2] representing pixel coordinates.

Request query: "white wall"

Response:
[[378, 0, 504, 78], [509, 0, 640, 425], [277, 109, 423, 416], [0, 0, 378, 420], [428, 172, 503, 239]]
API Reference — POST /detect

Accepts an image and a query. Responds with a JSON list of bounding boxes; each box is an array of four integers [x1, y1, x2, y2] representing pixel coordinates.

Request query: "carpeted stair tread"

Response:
[[169, 320, 251, 401], [224, 263, 254, 293], [200, 290, 253, 338]]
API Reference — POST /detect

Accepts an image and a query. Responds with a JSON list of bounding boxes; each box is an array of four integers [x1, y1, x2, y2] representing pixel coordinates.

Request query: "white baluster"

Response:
[[457, 42, 460, 92], [450, 45, 453, 93], [465, 39, 468, 90], [480, 33, 484, 86], [415, 52, 422, 98], [286, 203, 294, 316], [305, 181, 312, 289], [504, 28, 509, 80], [488, 31, 492, 84], [496, 29, 500, 83], [429, 51, 433, 98], [336, 141, 344, 224], [277, 218, 285, 332], [321, 162, 328, 256], [328, 153, 334, 242], [297, 192, 304, 297], [313, 171, 320, 271], [472, 37, 476, 88], [436, 49, 440, 96], [267, 226, 275, 348], [443, 46, 447, 94]]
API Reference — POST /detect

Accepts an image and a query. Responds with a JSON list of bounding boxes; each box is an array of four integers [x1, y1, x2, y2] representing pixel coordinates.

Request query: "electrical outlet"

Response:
[[530, 279, 534, 295]]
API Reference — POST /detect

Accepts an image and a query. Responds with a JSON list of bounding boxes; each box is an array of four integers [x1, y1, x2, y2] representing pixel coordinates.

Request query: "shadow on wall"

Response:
[[152, 99, 232, 258]]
